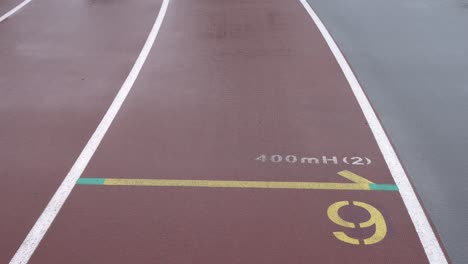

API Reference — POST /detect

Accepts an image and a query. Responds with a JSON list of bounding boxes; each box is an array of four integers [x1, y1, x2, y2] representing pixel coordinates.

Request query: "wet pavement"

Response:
[[0, 0, 456, 263], [305, 0, 468, 262], [0, 0, 161, 262]]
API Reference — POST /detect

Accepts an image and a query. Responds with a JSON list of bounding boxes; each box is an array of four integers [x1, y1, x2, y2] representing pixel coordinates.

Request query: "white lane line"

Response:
[[297, 0, 447, 263], [0, 0, 33, 23], [9, 0, 171, 262]]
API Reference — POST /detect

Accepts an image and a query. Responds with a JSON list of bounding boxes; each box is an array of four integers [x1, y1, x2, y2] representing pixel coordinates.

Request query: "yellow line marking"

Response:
[[103, 178, 371, 190], [337, 170, 374, 184]]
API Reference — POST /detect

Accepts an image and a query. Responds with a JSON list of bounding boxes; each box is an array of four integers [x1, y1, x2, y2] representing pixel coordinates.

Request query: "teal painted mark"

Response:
[[369, 183, 399, 191], [77, 178, 105, 185]]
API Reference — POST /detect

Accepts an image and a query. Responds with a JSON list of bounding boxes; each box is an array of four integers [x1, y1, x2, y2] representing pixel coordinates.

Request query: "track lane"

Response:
[[304, 0, 467, 261], [0, 0, 162, 262], [26, 0, 446, 263]]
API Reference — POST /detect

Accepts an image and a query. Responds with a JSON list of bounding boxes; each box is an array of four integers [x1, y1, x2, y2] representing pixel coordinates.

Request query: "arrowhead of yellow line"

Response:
[[337, 170, 374, 184]]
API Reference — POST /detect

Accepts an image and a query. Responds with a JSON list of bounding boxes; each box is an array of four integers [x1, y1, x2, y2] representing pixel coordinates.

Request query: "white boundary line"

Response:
[[0, 0, 33, 23], [9, 0, 171, 262], [297, 0, 447, 263]]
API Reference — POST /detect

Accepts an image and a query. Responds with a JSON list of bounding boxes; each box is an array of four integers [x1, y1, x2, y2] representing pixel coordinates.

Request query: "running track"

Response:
[[0, 0, 449, 263]]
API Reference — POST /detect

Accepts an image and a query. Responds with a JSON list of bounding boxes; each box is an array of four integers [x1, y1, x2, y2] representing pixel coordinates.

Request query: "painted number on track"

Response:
[[327, 201, 387, 245]]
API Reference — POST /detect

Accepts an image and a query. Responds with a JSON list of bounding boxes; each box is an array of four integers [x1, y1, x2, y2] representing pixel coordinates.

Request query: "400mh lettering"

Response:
[[255, 154, 372, 166]]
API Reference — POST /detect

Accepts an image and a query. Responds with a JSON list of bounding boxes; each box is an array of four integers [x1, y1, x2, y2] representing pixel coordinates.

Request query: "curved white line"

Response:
[[0, 0, 33, 23], [297, 0, 447, 263], [9, 0, 171, 262]]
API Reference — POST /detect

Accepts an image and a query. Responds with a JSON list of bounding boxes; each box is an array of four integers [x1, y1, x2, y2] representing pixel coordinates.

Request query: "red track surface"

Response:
[[0, 0, 447, 263], [0, 0, 161, 262]]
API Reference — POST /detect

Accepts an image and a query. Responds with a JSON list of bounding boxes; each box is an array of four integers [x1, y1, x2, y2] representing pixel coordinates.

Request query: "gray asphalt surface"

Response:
[[305, 0, 468, 262]]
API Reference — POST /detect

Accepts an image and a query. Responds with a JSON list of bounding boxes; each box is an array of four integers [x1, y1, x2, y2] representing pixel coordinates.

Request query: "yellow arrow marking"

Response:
[[337, 170, 373, 184], [77, 170, 398, 191]]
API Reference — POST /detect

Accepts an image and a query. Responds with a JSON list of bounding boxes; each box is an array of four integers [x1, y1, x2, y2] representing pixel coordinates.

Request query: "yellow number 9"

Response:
[[327, 201, 387, 245]]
